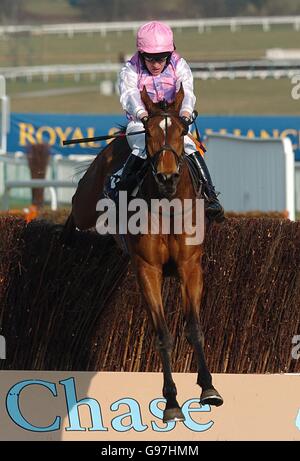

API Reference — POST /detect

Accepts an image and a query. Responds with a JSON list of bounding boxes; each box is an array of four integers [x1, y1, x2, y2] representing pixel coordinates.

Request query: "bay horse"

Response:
[[63, 85, 223, 422]]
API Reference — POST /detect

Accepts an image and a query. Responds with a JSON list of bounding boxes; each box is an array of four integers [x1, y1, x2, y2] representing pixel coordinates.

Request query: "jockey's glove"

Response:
[[141, 116, 149, 128], [180, 116, 191, 135]]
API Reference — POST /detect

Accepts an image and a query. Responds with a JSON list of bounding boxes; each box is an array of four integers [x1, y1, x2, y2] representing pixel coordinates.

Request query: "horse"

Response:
[[62, 84, 223, 423]]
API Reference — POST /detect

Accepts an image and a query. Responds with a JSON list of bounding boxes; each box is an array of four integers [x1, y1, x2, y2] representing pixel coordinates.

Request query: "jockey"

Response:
[[118, 20, 224, 222]]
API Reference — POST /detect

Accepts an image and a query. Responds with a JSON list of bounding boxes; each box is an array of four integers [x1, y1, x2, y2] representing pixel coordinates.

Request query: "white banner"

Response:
[[1, 372, 300, 441]]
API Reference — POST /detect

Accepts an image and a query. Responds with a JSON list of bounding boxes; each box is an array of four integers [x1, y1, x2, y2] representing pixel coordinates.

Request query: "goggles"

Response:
[[143, 54, 169, 64]]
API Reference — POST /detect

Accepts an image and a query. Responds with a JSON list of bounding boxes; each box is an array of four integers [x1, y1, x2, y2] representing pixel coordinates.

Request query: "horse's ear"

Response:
[[141, 86, 156, 113], [174, 83, 185, 113]]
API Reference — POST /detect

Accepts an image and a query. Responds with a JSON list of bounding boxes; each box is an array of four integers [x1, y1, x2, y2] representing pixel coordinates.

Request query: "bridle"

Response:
[[145, 110, 187, 178]]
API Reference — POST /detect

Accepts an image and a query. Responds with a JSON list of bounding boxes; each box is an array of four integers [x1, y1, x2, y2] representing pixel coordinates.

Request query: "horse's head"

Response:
[[141, 84, 188, 198]]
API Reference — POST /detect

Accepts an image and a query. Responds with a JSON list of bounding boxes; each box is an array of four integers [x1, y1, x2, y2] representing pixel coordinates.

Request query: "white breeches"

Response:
[[126, 120, 197, 160]]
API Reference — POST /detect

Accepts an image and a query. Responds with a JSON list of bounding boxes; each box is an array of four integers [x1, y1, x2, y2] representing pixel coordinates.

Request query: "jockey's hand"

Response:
[[180, 115, 191, 134], [141, 116, 149, 128], [181, 111, 191, 119]]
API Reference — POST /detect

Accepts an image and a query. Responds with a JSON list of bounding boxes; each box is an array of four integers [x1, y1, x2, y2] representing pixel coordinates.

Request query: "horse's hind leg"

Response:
[[179, 260, 223, 407], [135, 260, 185, 423]]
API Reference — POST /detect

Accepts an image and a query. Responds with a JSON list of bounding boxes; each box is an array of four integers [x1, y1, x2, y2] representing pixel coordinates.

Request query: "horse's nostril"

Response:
[[157, 172, 180, 183], [156, 173, 165, 182]]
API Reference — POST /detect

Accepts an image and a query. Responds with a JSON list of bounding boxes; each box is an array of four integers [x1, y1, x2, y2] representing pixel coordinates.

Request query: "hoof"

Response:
[[163, 407, 185, 423], [200, 388, 224, 407]]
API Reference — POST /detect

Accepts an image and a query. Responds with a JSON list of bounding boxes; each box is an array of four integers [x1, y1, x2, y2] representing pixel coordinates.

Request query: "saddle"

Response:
[[104, 161, 149, 203], [104, 153, 204, 203], [185, 153, 204, 198]]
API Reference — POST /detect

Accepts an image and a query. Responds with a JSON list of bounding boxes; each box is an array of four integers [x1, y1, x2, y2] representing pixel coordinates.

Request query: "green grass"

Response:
[[8, 77, 298, 115], [1, 25, 300, 66], [7, 74, 117, 93], [195, 78, 299, 115], [173, 26, 300, 61], [1, 23, 299, 115], [10, 87, 122, 113]]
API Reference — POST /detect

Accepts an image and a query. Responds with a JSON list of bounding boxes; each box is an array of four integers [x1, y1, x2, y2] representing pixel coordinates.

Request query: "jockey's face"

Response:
[[144, 57, 167, 76]]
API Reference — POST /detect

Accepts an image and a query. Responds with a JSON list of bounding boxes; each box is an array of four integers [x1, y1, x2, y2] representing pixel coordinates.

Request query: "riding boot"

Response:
[[118, 153, 146, 196], [191, 152, 225, 222]]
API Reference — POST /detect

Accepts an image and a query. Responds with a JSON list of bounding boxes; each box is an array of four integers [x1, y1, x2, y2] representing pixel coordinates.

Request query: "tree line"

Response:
[[69, 0, 300, 21], [1, 0, 300, 24]]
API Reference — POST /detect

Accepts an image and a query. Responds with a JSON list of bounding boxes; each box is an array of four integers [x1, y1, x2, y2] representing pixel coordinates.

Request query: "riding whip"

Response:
[[62, 130, 145, 146]]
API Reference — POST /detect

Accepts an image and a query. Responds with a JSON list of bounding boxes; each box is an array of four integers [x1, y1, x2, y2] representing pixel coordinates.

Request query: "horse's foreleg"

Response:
[[179, 260, 224, 407], [135, 259, 185, 422], [60, 211, 76, 246]]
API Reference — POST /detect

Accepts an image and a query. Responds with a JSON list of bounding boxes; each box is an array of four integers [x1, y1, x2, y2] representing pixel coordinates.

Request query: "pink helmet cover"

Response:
[[137, 21, 174, 54]]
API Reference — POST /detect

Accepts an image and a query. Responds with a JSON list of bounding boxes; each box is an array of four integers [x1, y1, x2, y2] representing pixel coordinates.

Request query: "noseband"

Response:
[[145, 111, 186, 177]]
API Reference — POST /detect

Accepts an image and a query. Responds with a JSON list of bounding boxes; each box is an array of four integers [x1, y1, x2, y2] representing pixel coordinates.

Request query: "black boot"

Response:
[[190, 152, 225, 223], [118, 154, 146, 195]]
